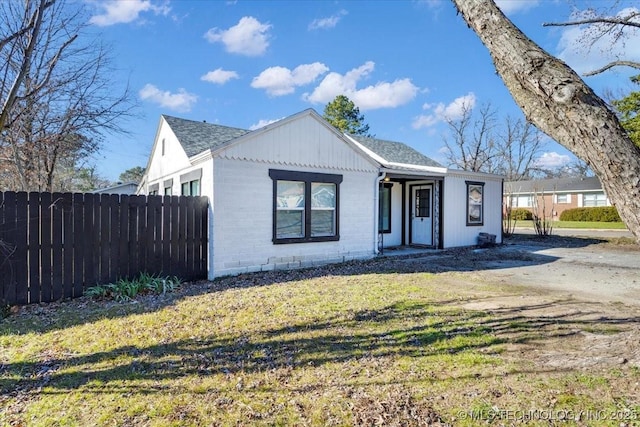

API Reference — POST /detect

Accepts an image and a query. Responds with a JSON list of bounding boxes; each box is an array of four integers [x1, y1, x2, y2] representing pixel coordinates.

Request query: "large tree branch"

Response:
[[21, 33, 78, 99], [0, 0, 52, 131], [0, 24, 33, 53], [584, 60, 640, 76], [544, 10, 640, 77], [543, 12, 640, 30], [0, 1, 54, 51]]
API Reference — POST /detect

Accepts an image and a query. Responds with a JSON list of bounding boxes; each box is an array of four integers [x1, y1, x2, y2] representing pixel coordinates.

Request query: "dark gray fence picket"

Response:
[[0, 192, 208, 305]]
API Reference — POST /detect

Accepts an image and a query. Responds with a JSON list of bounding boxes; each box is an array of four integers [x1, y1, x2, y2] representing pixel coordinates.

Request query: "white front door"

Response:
[[411, 185, 433, 246]]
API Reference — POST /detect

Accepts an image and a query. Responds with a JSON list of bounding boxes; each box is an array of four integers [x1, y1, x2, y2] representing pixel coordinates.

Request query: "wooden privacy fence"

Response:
[[0, 192, 208, 306]]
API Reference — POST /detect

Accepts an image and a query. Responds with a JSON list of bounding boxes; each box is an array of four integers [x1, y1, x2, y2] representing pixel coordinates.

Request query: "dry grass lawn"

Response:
[[1, 246, 640, 426]]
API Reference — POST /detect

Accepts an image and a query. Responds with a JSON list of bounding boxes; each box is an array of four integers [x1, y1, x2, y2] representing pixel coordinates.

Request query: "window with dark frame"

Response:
[[163, 179, 173, 196], [180, 169, 202, 196], [379, 183, 392, 233], [415, 188, 431, 218], [269, 169, 342, 244], [466, 181, 484, 226], [181, 180, 200, 196], [148, 183, 159, 196]]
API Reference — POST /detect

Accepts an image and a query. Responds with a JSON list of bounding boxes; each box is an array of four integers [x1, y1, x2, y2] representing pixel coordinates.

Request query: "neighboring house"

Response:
[[139, 109, 503, 279], [504, 176, 611, 219], [93, 181, 138, 195]]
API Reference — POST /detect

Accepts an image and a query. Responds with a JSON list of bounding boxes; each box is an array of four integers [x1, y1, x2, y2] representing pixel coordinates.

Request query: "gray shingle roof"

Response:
[[163, 113, 443, 169], [163, 115, 250, 157], [505, 176, 602, 194], [348, 134, 443, 168]]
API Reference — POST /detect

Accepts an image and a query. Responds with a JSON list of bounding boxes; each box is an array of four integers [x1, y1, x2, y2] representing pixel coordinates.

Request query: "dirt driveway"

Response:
[[478, 233, 640, 305], [434, 233, 640, 370]]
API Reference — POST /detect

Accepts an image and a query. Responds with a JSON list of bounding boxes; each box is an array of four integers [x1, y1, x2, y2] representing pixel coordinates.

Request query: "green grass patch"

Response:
[[1, 268, 638, 426]]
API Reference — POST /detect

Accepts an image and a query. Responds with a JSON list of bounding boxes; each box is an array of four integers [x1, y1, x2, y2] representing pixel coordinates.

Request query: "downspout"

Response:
[[374, 171, 386, 255]]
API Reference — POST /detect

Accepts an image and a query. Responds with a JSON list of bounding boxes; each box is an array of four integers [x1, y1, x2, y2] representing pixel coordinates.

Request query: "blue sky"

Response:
[[83, 0, 640, 181]]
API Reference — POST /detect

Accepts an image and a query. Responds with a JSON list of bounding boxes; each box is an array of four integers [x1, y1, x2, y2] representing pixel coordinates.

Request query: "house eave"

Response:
[[447, 169, 505, 180], [190, 149, 213, 165], [381, 163, 448, 176]]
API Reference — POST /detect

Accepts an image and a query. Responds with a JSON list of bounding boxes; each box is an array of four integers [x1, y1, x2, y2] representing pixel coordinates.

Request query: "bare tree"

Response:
[[442, 102, 545, 180], [542, 2, 640, 76], [495, 116, 545, 180], [533, 159, 593, 179], [0, 0, 62, 131], [442, 102, 498, 172], [0, 0, 135, 192], [452, 0, 640, 243]]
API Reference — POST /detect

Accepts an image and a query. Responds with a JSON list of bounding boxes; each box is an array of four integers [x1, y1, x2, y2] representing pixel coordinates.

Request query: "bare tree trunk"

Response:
[[452, 0, 640, 243], [0, 0, 53, 131]]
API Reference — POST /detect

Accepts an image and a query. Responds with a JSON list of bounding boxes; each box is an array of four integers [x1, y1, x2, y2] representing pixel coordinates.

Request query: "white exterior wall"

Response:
[[442, 172, 503, 248], [209, 113, 379, 278], [211, 159, 377, 278], [382, 181, 403, 247]]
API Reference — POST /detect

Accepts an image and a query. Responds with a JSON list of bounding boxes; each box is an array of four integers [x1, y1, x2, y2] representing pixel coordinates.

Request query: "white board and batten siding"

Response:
[[442, 171, 503, 248], [210, 113, 380, 278]]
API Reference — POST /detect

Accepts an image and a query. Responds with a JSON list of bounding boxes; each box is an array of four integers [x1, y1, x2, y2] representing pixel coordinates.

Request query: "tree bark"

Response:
[[452, 0, 640, 243]]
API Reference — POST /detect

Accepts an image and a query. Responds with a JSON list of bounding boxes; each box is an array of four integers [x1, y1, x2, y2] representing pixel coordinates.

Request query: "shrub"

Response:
[[0, 304, 10, 319], [509, 208, 533, 221], [85, 273, 182, 302], [559, 206, 622, 222]]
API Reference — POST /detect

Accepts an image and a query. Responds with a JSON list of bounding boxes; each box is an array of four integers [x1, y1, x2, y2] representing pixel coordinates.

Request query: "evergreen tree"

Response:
[[323, 95, 371, 136], [612, 76, 640, 147], [119, 166, 146, 184]]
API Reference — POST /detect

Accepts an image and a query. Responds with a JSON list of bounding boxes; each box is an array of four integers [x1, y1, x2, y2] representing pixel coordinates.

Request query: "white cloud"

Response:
[[201, 68, 239, 84], [303, 61, 419, 110], [308, 10, 348, 30], [495, 0, 540, 15], [249, 118, 283, 130], [420, 0, 442, 8], [251, 62, 329, 96], [204, 16, 271, 56], [354, 79, 419, 110], [139, 84, 197, 112], [89, 0, 170, 26], [534, 151, 572, 169], [412, 92, 476, 129], [556, 7, 640, 75]]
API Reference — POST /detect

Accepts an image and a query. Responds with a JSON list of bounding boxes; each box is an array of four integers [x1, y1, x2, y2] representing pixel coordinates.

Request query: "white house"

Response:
[[139, 109, 503, 279], [93, 181, 138, 195]]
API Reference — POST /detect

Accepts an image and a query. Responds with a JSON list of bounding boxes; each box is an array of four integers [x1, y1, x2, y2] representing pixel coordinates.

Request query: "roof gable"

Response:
[[162, 115, 250, 157], [212, 109, 380, 172]]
